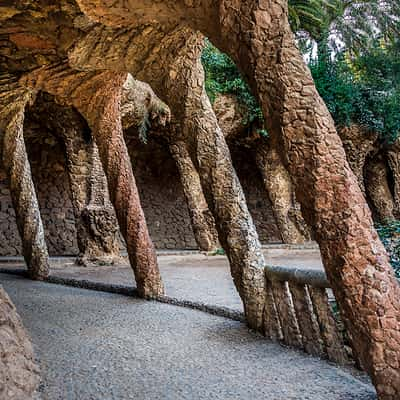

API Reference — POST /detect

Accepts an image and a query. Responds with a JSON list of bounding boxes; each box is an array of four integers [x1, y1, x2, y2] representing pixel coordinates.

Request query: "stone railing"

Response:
[[263, 265, 355, 366]]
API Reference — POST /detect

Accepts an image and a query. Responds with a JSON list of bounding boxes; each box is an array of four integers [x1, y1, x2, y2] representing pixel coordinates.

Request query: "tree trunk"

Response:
[[214, 1, 400, 397], [23, 67, 164, 297], [0, 76, 49, 280], [169, 140, 219, 251], [255, 141, 309, 244], [365, 153, 395, 222], [0, 285, 40, 399]]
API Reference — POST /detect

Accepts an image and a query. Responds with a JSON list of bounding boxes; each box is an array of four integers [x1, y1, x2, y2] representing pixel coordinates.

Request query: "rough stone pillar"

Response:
[[338, 125, 378, 195], [255, 141, 309, 244], [192, 104, 266, 329], [215, 1, 400, 397], [387, 139, 400, 218], [85, 75, 164, 296], [0, 76, 49, 279], [35, 98, 121, 265], [365, 153, 395, 221], [145, 35, 267, 329], [0, 285, 40, 399], [169, 140, 219, 251], [22, 68, 164, 297]]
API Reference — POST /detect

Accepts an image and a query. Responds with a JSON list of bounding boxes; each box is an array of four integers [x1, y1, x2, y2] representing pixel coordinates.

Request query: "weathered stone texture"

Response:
[[1, 1, 399, 397], [0, 77, 49, 279], [365, 153, 396, 221], [0, 130, 283, 256], [0, 285, 40, 399], [128, 136, 200, 250], [230, 145, 282, 244], [338, 125, 378, 195]]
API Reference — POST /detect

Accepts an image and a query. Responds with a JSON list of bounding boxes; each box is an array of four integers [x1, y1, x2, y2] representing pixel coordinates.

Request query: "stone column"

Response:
[[387, 139, 400, 218], [365, 153, 395, 221], [0, 76, 49, 279], [152, 35, 267, 330], [74, 73, 164, 297], [22, 67, 164, 297], [215, 1, 400, 397], [169, 139, 218, 251], [255, 141, 309, 244], [338, 125, 378, 196], [36, 98, 121, 265]]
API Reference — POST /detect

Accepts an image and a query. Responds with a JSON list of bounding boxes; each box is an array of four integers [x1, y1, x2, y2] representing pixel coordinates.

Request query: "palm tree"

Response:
[[289, 0, 400, 55]]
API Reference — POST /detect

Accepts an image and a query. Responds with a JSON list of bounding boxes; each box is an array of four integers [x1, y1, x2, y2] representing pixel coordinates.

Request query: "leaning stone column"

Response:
[[84, 74, 164, 297], [0, 76, 49, 279], [22, 67, 164, 297], [214, 2, 400, 397], [365, 153, 395, 221], [156, 36, 267, 329], [36, 98, 121, 265], [192, 95, 266, 330], [169, 139, 219, 251], [255, 141, 309, 244]]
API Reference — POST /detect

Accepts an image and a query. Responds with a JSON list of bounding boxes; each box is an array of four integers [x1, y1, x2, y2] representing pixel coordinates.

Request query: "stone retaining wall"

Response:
[[0, 137, 281, 255]]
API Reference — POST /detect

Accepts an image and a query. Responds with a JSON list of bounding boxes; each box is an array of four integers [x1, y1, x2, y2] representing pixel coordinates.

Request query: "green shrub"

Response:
[[310, 40, 400, 143], [201, 41, 263, 126]]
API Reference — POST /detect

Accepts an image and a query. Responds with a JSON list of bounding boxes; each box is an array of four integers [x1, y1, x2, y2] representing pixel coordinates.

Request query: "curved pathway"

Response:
[[2, 273, 376, 400]]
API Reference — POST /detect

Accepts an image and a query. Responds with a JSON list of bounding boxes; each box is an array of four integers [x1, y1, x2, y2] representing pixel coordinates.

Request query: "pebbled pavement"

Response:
[[2, 273, 376, 400]]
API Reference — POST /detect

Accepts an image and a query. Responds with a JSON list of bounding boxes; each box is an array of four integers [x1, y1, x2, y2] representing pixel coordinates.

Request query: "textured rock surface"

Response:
[[365, 153, 395, 221], [0, 285, 40, 399], [213, 94, 250, 140], [23, 66, 165, 297], [0, 135, 282, 255], [0, 1, 399, 397], [0, 76, 49, 280], [214, 94, 308, 244], [338, 126, 378, 195], [30, 94, 121, 265], [2, 274, 376, 400], [169, 140, 219, 251], [255, 140, 310, 244], [386, 139, 400, 218]]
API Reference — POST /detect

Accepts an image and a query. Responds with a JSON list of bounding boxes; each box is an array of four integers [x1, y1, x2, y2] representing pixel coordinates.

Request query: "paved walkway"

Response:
[[2, 273, 375, 400], [0, 247, 324, 313]]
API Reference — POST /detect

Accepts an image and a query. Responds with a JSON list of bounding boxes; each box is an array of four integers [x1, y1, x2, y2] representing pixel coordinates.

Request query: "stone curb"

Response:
[[0, 268, 245, 323]]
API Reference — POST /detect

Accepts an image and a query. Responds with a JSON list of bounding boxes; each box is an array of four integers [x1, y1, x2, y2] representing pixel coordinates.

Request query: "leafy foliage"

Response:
[[201, 41, 263, 125], [310, 40, 400, 142], [376, 220, 400, 279], [291, 0, 400, 54], [201, 1, 400, 142]]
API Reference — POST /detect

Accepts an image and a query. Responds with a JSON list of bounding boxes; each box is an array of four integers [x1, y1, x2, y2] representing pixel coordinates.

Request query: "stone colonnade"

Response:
[[0, 0, 398, 398]]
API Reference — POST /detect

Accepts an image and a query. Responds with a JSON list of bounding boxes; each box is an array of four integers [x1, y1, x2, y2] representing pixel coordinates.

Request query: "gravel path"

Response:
[[0, 248, 324, 312], [2, 273, 376, 400]]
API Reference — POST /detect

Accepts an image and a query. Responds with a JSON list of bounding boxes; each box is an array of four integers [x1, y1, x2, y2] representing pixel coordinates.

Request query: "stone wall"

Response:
[[0, 135, 281, 256], [0, 139, 79, 256], [127, 137, 200, 249]]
